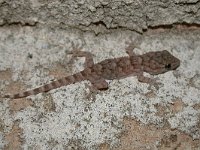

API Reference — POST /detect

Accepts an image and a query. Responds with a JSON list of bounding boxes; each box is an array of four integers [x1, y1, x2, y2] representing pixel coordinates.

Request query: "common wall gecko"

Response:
[[1, 44, 180, 99]]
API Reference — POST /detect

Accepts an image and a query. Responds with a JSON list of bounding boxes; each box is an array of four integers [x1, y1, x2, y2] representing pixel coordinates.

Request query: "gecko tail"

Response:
[[0, 93, 14, 99], [2, 72, 85, 99], [0, 94, 13, 99]]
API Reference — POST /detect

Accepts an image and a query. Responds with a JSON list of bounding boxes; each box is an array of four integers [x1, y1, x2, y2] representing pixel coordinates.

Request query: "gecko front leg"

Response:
[[137, 72, 162, 90]]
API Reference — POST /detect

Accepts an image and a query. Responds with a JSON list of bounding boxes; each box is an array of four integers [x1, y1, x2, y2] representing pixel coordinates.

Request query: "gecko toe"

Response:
[[148, 78, 163, 90]]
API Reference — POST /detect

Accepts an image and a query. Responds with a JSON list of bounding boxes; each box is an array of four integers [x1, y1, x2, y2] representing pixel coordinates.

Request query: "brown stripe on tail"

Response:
[[2, 72, 86, 99]]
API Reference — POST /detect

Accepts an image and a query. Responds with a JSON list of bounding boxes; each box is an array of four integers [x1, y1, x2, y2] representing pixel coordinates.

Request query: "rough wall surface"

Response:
[[0, 0, 200, 33], [0, 1, 200, 150]]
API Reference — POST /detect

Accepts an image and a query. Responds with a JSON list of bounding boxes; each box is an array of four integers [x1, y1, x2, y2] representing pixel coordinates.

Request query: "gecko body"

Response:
[[2, 48, 180, 99]]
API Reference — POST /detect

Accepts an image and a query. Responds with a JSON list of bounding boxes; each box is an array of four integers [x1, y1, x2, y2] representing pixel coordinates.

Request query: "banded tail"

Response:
[[2, 72, 86, 99]]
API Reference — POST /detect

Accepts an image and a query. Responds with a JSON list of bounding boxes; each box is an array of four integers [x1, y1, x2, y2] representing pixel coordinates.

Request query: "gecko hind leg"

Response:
[[90, 78, 108, 90], [67, 43, 95, 68], [69, 42, 108, 91], [86, 77, 108, 100], [68, 43, 108, 91]]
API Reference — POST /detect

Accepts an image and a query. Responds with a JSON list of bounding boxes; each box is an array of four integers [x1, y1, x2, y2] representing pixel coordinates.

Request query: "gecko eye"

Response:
[[165, 64, 171, 69]]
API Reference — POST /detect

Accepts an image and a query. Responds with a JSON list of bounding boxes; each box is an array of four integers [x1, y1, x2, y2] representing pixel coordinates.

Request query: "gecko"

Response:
[[1, 43, 180, 99]]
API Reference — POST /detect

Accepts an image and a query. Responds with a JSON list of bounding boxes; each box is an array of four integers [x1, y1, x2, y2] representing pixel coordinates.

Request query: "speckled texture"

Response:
[[0, 27, 200, 149]]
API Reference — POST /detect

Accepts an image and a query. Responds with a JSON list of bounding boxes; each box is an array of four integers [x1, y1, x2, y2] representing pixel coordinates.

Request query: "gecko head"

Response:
[[143, 50, 180, 75]]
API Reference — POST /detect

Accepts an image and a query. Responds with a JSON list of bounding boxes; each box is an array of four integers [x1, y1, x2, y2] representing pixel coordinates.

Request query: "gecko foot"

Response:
[[137, 75, 163, 90], [125, 39, 140, 57], [67, 42, 95, 68]]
